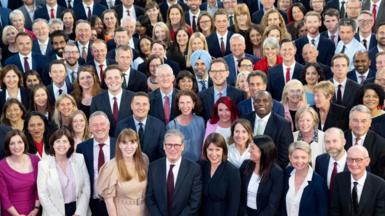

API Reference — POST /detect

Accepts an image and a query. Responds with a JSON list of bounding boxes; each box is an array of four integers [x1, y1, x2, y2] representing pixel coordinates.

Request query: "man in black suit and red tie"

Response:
[[206, 9, 233, 58], [89, 39, 115, 89]]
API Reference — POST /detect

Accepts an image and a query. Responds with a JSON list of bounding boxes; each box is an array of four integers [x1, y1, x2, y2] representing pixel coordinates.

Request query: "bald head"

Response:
[[302, 44, 319, 63], [347, 145, 370, 180], [253, 90, 273, 118]]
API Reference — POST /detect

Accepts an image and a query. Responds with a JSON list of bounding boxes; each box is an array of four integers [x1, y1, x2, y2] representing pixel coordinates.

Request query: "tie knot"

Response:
[[170, 164, 175, 170], [24, 57, 28, 60], [334, 161, 338, 166], [338, 84, 342, 88], [353, 181, 358, 186], [100, 64, 104, 68], [139, 122, 143, 127], [164, 95, 169, 101], [98, 143, 105, 149], [113, 96, 117, 101]]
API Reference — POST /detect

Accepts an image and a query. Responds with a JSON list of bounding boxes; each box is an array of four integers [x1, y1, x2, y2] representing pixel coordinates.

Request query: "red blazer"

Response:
[[253, 55, 283, 73]]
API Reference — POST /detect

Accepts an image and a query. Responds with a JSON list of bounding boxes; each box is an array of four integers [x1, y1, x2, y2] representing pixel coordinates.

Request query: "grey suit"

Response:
[[18, 5, 34, 30]]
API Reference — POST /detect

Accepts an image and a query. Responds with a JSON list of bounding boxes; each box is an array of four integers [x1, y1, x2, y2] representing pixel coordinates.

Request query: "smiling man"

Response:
[[347, 51, 376, 84]]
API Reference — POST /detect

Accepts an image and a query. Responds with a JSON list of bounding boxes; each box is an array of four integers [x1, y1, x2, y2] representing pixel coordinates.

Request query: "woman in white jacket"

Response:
[[37, 128, 91, 216]]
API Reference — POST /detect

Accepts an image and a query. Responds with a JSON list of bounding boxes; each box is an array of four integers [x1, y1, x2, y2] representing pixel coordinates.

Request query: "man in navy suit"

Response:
[[76, 111, 116, 216], [295, 11, 335, 66], [321, 8, 340, 46], [146, 129, 202, 215], [184, 0, 202, 31], [206, 9, 233, 58], [200, 0, 222, 17], [251, 0, 288, 24], [47, 60, 73, 103], [238, 71, 284, 116], [241, 90, 293, 168], [115, 45, 147, 92], [315, 127, 348, 191], [267, 39, 304, 101], [75, 20, 94, 63], [73, 0, 107, 20], [89, 39, 114, 89], [34, 0, 65, 21], [369, 23, 385, 70], [115, 92, 165, 161], [113, 0, 145, 22], [90, 64, 134, 136], [348, 51, 376, 84], [224, 33, 259, 86], [198, 58, 246, 120], [355, 11, 377, 51], [0, 7, 10, 34], [32, 19, 54, 57], [49, 30, 68, 61], [331, 145, 385, 216]]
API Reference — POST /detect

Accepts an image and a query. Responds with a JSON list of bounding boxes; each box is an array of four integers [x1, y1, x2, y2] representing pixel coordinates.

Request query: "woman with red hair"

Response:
[[203, 96, 239, 144]]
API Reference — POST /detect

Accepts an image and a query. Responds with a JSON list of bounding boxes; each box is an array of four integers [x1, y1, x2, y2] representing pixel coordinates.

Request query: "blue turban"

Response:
[[190, 50, 212, 70]]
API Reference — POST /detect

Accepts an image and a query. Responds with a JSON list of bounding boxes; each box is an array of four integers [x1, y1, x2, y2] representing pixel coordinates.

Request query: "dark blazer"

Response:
[[75, 137, 116, 196], [354, 33, 377, 51], [347, 69, 376, 84], [206, 31, 233, 58], [0, 7, 10, 28], [46, 83, 74, 104], [149, 88, 180, 123], [146, 157, 202, 216], [267, 63, 304, 101], [198, 86, 246, 121], [315, 153, 348, 184], [237, 98, 285, 117], [331, 79, 361, 109], [73, 3, 107, 20], [200, 1, 223, 11], [199, 160, 240, 216], [312, 103, 348, 131], [295, 36, 335, 66], [68, 0, 112, 8], [90, 90, 134, 136], [251, 9, 288, 24], [344, 130, 385, 179], [326, 0, 340, 9], [76, 41, 94, 63], [320, 31, 341, 45], [239, 160, 284, 216], [125, 68, 148, 92], [114, 115, 165, 161], [223, 53, 259, 86], [362, 0, 385, 29], [0, 87, 30, 112], [368, 46, 380, 70], [32, 39, 54, 57], [88, 58, 116, 89], [243, 0, 262, 14], [241, 112, 293, 168], [0, 125, 12, 159], [331, 171, 385, 216], [33, 5, 66, 20], [113, 4, 145, 22], [0, 0, 23, 10], [159, 0, 188, 21], [282, 166, 328, 216]]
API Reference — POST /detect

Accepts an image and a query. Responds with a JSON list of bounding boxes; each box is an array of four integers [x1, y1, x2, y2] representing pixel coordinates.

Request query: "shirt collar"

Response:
[[166, 156, 182, 167], [256, 111, 271, 121], [333, 77, 348, 86], [108, 89, 123, 99], [133, 116, 147, 125], [351, 171, 367, 185], [93, 137, 110, 146], [290, 165, 314, 182]]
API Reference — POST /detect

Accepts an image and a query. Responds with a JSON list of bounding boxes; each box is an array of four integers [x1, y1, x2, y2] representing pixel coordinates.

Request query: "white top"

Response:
[[286, 166, 314, 216], [166, 156, 182, 186], [215, 125, 231, 144], [5, 89, 22, 102], [351, 171, 367, 203], [326, 151, 347, 188], [216, 31, 229, 50], [227, 144, 250, 168], [333, 78, 347, 100], [83, 2, 94, 17], [93, 138, 111, 199], [293, 130, 325, 166], [108, 90, 123, 112], [247, 172, 261, 210]]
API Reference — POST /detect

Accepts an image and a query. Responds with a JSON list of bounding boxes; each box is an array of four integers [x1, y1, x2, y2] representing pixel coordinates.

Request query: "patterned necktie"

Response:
[[164, 96, 170, 124], [50, 8, 55, 19], [98, 143, 105, 171]]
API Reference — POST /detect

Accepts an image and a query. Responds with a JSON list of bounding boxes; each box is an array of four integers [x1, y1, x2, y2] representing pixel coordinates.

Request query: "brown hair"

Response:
[[0, 65, 24, 90], [71, 65, 102, 104], [202, 132, 228, 161], [48, 128, 75, 158], [4, 129, 29, 156], [228, 118, 253, 146]]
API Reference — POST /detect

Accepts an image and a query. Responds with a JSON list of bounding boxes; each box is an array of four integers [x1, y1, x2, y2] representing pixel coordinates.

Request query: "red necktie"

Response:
[[164, 96, 170, 124], [354, 136, 360, 145], [127, 9, 130, 16], [99, 64, 104, 82], [167, 164, 175, 215], [24, 57, 30, 72], [373, 4, 377, 23], [87, 6, 92, 18], [329, 161, 338, 198], [285, 67, 290, 83], [97, 143, 105, 171], [113, 97, 119, 123], [50, 8, 55, 19], [82, 46, 87, 60], [220, 37, 225, 56]]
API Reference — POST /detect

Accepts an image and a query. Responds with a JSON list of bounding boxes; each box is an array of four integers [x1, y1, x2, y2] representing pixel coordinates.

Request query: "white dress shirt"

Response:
[[352, 132, 367, 146], [83, 2, 94, 17], [93, 137, 111, 199], [247, 172, 261, 210], [46, 4, 58, 19], [19, 52, 33, 72], [282, 62, 296, 81], [216, 31, 229, 50], [351, 171, 367, 203], [52, 82, 68, 100], [108, 89, 123, 112], [254, 112, 271, 136], [333, 78, 348, 101], [327, 151, 347, 187]]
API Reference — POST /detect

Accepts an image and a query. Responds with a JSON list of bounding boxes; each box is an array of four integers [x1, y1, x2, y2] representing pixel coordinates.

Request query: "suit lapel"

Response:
[[110, 137, 116, 158], [357, 175, 370, 214], [174, 159, 188, 197], [264, 114, 274, 134]]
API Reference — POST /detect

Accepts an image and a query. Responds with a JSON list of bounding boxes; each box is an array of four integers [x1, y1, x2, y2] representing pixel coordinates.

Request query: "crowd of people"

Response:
[[1, 0, 385, 215]]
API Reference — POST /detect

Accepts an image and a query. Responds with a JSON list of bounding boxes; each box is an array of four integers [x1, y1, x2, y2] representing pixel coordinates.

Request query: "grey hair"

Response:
[[9, 9, 25, 22], [89, 111, 110, 125], [32, 18, 49, 27], [155, 64, 174, 77], [263, 36, 280, 50], [324, 127, 345, 140], [349, 104, 371, 120], [348, 145, 369, 158], [164, 129, 185, 144], [289, 141, 312, 158], [49, 19, 64, 29], [230, 33, 245, 45]]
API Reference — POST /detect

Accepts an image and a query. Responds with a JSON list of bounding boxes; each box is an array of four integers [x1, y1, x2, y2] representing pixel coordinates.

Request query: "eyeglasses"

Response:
[[164, 143, 183, 149], [347, 157, 368, 164]]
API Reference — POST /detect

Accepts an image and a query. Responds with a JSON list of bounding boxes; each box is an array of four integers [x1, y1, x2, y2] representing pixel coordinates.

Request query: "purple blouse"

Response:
[[0, 154, 39, 216]]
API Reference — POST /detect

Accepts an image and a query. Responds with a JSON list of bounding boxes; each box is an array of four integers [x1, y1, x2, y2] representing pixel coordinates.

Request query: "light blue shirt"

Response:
[[335, 38, 366, 70], [214, 87, 227, 103]]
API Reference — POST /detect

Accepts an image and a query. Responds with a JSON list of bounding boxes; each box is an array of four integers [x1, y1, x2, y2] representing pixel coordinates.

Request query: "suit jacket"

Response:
[[331, 79, 361, 109], [331, 171, 385, 216], [146, 157, 202, 216], [18, 5, 33, 30], [0, 0, 23, 10], [34, 5, 66, 20], [267, 63, 304, 101], [0, 7, 10, 31], [241, 112, 293, 168], [149, 88, 180, 123], [114, 115, 166, 161], [76, 41, 94, 63], [206, 31, 233, 58], [76, 137, 116, 197], [295, 35, 335, 66], [237, 98, 285, 117], [362, 0, 385, 29], [282, 166, 328, 216], [0, 87, 30, 112], [198, 86, 246, 121], [223, 53, 259, 86], [199, 160, 240, 216], [239, 160, 284, 216], [47, 83, 74, 104], [125, 68, 148, 92], [73, 3, 107, 20], [88, 58, 116, 89], [243, 0, 262, 14], [347, 69, 376, 84], [37, 154, 91, 216], [0, 125, 11, 159], [354, 33, 377, 51], [32, 39, 54, 57], [344, 130, 385, 179], [315, 153, 348, 185], [251, 9, 288, 24], [113, 4, 145, 22], [90, 90, 134, 135], [312, 102, 348, 131]]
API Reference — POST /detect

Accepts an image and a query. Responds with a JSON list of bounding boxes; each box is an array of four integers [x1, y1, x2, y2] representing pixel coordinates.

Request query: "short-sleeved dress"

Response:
[[96, 155, 149, 216], [0, 154, 40, 216]]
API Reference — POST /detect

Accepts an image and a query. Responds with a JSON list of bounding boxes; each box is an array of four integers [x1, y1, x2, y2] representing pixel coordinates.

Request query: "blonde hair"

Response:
[[261, 9, 290, 38], [52, 94, 78, 127], [289, 140, 311, 159], [281, 79, 307, 105], [234, 4, 252, 32], [313, 80, 335, 99], [152, 22, 171, 47], [295, 107, 319, 131], [1, 25, 18, 45], [186, 32, 209, 67]]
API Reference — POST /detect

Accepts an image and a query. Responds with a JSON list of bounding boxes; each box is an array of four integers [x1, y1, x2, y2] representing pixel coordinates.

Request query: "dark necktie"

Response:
[[99, 64, 104, 83], [127, 9, 130, 16], [167, 164, 175, 215], [87, 6, 92, 19], [192, 15, 197, 32], [82, 46, 87, 60], [98, 143, 105, 171], [138, 122, 144, 144], [24, 57, 30, 72], [199, 80, 207, 91], [71, 71, 76, 83], [58, 89, 63, 95], [285, 67, 291, 83], [329, 162, 338, 197], [229, 16, 234, 26], [220, 37, 225, 56], [164, 96, 170, 124], [311, 39, 315, 46], [359, 75, 365, 85], [113, 97, 119, 123], [340, 45, 346, 54], [354, 136, 360, 145], [362, 39, 367, 50], [352, 181, 359, 212], [340, 1, 346, 18], [50, 8, 55, 19], [67, 0, 72, 8], [337, 84, 342, 104], [330, 35, 336, 45], [122, 73, 128, 88]]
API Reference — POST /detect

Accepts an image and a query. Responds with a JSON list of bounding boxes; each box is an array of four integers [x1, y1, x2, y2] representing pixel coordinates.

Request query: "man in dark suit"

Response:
[[63, 42, 86, 85], [315, 127, 348, 191], [198, 58, 246, 120], [113, 0, 145, 22], [18, 1, 35, 30], [362, 0, 385, 30], [295, 11, 335, 66], [90, 65, 134, 136], [331, 145, 385, 216], [73, 0, 107, 20], [355, 11, 377, 51], [149, 64, 180, 124], [224, 33, 259, 86], [76, 111, 116, 216], [301, 43, 333, 79], [115, 45, 147, 92], [206, 9, 233, 58], [33, 0, 65, 20], [368, 23, 385, 70], [75, 20, 94, 63], [115, 92, 165, 161], [47, 60, 73, 103], [89, 39, 115, 89], [32, 19, 54, 57], [331, 53, 361, 109], [347, 51, 376, 85], [251, 0, 288, 24], [267, 39, 304, 101], [321, 8, 341, 46], [241, 90, 293, 168], [4, 32, 49, 83], [238, 71, 284, 116], [184, 0, 202, 31], [344, 105, 385, 179], [146, 129, 202, 215]]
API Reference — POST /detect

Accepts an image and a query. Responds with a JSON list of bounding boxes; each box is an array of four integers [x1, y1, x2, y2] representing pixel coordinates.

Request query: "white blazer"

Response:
[[37, 153, 91, 216]]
